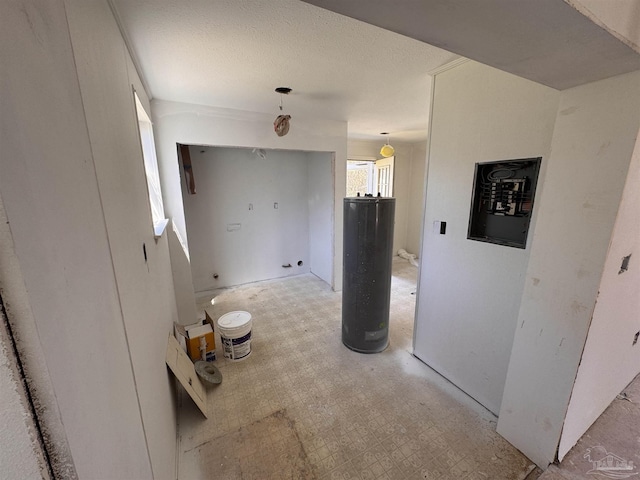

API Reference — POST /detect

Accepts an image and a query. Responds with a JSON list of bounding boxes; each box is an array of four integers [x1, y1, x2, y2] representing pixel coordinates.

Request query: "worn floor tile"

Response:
[[177, 258, 536, 479]]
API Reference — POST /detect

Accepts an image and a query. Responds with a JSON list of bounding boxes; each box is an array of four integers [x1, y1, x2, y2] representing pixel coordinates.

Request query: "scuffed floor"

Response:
[[177, 258, 537, 479]]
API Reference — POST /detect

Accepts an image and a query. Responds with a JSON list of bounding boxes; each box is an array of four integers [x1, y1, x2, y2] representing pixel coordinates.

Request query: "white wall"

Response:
[[1, 0, 180, 477], [498, 70, 640, 467], [168, 222, 199, 324], [308, 152, 334, 285], [184, 147, 314, 291], [0, 0, 151, 476], [153, 100, 347, 291], [406, 142, 428, 258], [414, 61, 560, 415], [65, 1, 180, 477], [558, 123, 640, 459]]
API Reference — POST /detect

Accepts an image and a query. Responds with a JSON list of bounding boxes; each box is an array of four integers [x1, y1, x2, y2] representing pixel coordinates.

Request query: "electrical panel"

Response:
[[467, 157, 541, 249]]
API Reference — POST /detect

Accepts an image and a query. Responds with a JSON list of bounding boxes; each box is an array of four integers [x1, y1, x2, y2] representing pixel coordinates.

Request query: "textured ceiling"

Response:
[[110, 0, 459, 142]]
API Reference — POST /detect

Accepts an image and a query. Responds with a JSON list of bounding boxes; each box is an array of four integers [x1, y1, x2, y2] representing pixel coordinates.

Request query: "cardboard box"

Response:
[[174, 315, 216, 362], [186, 323, 215, 362]]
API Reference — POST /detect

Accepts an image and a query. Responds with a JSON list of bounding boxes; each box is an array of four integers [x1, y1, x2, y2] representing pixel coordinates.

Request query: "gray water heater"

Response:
[[342, 196, 395, 353]]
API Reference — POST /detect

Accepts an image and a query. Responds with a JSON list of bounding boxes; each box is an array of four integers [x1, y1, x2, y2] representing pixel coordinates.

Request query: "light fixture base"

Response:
[[380, 132, 394, 157]]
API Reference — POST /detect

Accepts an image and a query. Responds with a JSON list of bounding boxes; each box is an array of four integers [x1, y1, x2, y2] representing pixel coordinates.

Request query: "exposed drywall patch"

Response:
[[570, 300, 589, 315], [598, 140, 612, 156], [619, 254, 631, 274], [560, 106, 580, 116], [576, 266, 591, 279]]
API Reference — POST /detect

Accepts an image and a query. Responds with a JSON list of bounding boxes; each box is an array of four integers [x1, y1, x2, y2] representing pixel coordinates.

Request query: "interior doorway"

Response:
[[346, 156, 395, 197]]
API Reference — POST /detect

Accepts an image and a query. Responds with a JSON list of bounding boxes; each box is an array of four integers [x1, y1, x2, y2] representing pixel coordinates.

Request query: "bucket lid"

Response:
[[217, 311, 251, 331]]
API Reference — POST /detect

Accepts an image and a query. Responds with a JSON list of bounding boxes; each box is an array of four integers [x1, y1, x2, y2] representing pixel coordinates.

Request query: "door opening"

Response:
[[347, 156, 395, 197]]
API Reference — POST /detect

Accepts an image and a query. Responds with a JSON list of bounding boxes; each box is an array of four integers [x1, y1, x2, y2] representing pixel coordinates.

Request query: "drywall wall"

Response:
[[393, 150, 411, 257], [152, 100, 347, 291], [558, 125, 640, 459], [64, 1, 180, 477], [414, 61, 559, 415], [347, 139, 381, 160], [498, 70, 640, 467], [405, 142, 428, 258], [0, 196, 76, 479], [0, 312, 47, 479], [308, 151, 334, 285], [0, 0, 153, 477], [168, 221, 199, 324], [184, 147, 313, 291]]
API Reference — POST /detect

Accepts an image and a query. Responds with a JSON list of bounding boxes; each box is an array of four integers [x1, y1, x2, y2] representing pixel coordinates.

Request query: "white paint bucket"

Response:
[[217, 311, 252, 361]]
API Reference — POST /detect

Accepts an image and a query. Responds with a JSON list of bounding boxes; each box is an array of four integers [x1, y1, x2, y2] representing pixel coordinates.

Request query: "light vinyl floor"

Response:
[[177, 258, 537, 480]]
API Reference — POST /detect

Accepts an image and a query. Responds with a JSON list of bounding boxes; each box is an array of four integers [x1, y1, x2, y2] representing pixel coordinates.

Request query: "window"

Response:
[[347, 160, 374, 197], [134, 92, 168, 237], [346, 156, 394, 197]]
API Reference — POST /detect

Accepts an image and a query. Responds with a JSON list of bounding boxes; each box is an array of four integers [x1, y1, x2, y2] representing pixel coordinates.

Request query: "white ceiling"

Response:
[[110, 0, 459, 142]]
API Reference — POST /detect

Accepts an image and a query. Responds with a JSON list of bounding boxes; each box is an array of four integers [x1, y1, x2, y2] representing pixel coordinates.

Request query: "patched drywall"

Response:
[[498, 70, 640, 467], [558, 122, 640, 459], [152, 100, 347, 291], [414, 61, 559, 415]]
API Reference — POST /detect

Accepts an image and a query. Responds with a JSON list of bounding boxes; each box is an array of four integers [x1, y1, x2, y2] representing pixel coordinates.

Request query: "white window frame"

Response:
[[134, 91, 168, 238]]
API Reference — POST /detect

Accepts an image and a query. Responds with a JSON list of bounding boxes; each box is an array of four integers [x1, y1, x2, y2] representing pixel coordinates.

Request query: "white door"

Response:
[[374, 156, 394, 197]]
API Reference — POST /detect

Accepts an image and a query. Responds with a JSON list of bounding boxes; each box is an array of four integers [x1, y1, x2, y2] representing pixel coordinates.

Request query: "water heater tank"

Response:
[[342, 196, 395, 353]]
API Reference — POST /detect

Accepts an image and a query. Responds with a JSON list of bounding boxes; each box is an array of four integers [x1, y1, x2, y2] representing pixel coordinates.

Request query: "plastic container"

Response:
[[217, 311, 252, 361]]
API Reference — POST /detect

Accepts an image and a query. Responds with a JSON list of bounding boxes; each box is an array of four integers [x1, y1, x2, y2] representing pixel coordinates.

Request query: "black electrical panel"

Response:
[[468, 157, 541, 249]]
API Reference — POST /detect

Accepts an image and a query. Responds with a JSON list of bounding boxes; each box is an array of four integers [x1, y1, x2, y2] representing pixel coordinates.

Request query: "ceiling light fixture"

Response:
[[380, 132, 395, 157], [274, 87, 292, 137]]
